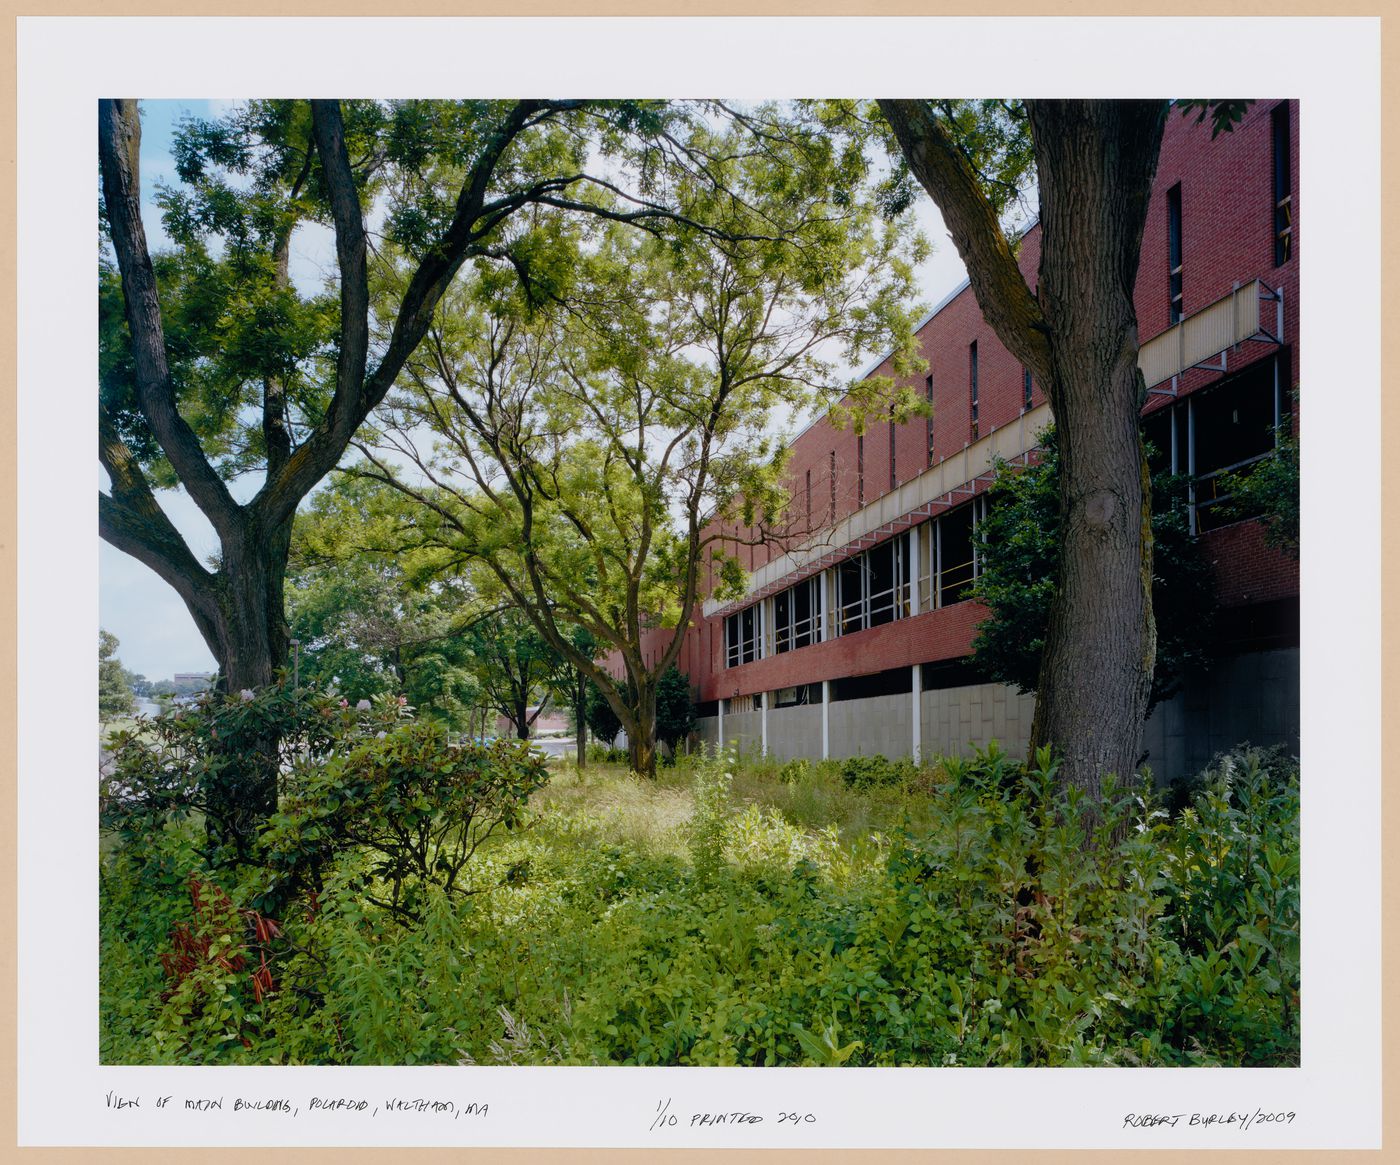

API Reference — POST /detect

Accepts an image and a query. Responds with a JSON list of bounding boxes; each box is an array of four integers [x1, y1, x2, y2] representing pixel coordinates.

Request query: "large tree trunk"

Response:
[[574, 666, 588, 769], [878, 97, 1167, 811], [203, 522, 293, 860], [1025, 100, 1165, 802], [622, 678, 659, 779]]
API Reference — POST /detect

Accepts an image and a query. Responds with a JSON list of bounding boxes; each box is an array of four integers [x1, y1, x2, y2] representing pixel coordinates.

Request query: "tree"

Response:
[[360, 121, 921, 775], [655, 666, 697, 759], [971, 427, 1215, 714], [99, 630, 137, 722], [100, 98, 860, 837], [286, 476, 479, 728], [585, 680, 623, 750], [461, 610, 570, 740], [877, 98, 1240, 802], [544, 626, 597, 768]]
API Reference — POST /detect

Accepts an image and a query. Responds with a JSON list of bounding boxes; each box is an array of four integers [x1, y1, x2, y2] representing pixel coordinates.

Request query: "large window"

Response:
[[773, 576, 822, 654], [724, 604, 759, 667], [935, 495, 989, 607], [936, 500, 974, 605], [837, 535, 914, 636], [1141, 357, 1283, 533], [1192, 364, 1280, 531]]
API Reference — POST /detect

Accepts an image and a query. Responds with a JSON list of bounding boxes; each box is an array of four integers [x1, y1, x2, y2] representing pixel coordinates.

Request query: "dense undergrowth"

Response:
[[100, 697, 1299, 1067]]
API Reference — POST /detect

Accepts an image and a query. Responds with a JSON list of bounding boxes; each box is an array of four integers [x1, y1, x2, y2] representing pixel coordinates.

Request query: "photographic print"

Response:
[[13, 12, 1384, 1155]]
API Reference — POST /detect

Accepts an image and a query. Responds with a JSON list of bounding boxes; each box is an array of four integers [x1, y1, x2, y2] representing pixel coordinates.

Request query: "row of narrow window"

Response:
[[1168, 102, 1293, 327], [724, 496, 989, 668], [803, 102, 1293, 534], [729, 357, 1286, 669]]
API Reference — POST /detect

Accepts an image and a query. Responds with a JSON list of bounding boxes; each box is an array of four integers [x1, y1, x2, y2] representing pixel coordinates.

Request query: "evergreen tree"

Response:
[[98, 630, 137, 722]]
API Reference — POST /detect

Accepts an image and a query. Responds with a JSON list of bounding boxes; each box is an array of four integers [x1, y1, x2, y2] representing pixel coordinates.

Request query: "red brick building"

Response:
[[664, 102, 1300, 780]]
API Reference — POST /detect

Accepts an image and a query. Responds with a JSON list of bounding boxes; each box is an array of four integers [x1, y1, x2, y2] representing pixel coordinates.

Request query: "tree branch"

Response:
[[98, 98, 241, 538], [877, 99, 1052, 382]]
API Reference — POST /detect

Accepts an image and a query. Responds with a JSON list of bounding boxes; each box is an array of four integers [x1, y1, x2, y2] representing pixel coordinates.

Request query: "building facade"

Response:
[[661, 102, 1301, 782]]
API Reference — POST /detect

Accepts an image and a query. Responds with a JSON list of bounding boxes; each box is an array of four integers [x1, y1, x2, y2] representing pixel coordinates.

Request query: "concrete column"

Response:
[[718, 698, 725, 751], [912, 663, 922, 765], [821, 680, 831, 761], [760, 692, 769, 757]]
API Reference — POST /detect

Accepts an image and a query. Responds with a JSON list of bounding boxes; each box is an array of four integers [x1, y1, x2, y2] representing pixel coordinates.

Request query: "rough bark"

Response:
[[880, 98, 1166, 802], [574, 666, 588, 769], [1024, 100, 1163, 801], [625, 680, 659, 779]]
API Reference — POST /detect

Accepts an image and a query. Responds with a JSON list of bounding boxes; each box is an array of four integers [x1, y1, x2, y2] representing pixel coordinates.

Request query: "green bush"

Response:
[[101, 723, 1298, 1067], [778, 757, 811, 785], [262, 726, 550, 919], [101, 685, 413, 864], [839, 753, 919, 789], [688, 748, 734, 884]]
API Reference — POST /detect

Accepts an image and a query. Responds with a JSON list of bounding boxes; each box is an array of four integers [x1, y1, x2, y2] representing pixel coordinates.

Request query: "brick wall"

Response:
[[636, 101, 1301, 705]]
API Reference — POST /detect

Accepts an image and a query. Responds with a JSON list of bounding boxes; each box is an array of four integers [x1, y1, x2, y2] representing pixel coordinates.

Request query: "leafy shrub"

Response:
[[102, 686, 412, 864], [839, 753, 918, 789], [585, 741, 629, 764], [688, 749, 734, 884], [101, 720, 1298, 1067], [262, 726, 549, 919], [778, 757, 811, 785]]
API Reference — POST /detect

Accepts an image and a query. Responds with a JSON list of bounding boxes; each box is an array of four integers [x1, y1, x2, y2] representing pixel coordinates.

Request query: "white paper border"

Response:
[[17, 13, 1381, 1150]]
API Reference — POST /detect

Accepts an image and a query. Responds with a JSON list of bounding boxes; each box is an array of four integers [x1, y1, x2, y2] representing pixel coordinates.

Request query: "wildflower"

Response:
[[239, 689, 255, 702], [397, 695, 407, 706], [339, 698, 349, 708], [356, 699, 372, 712]]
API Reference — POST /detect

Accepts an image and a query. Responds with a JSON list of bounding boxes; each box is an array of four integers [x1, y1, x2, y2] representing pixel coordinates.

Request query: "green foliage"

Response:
[[688, 749, 734, 884], [102, 736, 1297, 1067], [99, 629, 137, 722], [458, 609, 570, 740], [585, 681, 624, 747], [838, 753, 920, 790], [655, 666, 696, 755], [1177, 100, 1253, 139], [360, 110, 927, 773], [101, 684, 411, 865], [263, 727, 549, 919], [778, 757, 811, 785], [1216, 406, 1299, 557], [286, 477, 480, 727], [971, 426, 1216, 707]]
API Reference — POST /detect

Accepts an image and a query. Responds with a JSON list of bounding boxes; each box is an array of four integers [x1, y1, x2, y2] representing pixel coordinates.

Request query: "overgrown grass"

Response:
[[100, 741, 1300, 1068]]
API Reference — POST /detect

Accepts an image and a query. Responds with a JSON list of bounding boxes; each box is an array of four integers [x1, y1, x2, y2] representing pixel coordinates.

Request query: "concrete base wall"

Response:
[[922, 682, 1037, 761], [765, 704, 823, 762], [1142, 646, 1299, 781], [828, 693, 911, 761], [696, 647, 1299, 782]]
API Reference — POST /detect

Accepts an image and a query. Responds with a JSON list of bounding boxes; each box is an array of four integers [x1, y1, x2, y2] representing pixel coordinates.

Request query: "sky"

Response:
[[98, 98, 972, 682]]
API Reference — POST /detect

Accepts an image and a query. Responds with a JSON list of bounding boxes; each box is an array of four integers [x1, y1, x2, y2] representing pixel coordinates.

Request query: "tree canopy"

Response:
[[99, 97, 924, 825], [356, 115, 923, 775], [99, 630, 137, 722]]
